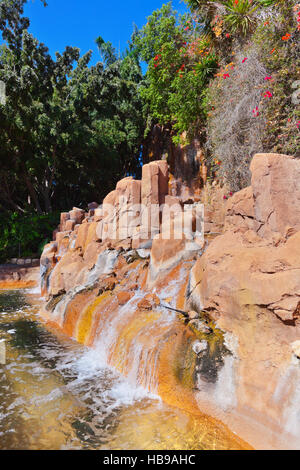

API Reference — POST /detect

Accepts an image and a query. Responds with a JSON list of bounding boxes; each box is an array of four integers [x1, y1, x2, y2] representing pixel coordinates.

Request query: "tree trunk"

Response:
[[23, 171, 43, 214]]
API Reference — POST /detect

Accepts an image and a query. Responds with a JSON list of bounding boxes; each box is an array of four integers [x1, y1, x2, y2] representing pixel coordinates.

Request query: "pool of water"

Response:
[[0, 290, 245, 450]]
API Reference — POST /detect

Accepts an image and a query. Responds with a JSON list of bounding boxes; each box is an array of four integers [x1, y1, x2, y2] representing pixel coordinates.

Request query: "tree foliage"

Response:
[[0, 0, 144, 217], [132, 3, 218, 143]]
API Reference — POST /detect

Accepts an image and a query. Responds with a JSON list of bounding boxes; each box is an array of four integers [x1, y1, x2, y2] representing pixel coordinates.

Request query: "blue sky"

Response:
[[21, 0, 187, 65]]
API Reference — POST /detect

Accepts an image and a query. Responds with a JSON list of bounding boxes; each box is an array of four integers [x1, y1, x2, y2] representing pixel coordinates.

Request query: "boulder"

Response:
[[117, 291, 134, 306], [65, 219, 76, 231], [225, 187, 255, 233], [88, 202, 99, 211], [190, 230, 300, 323], [75, 223, 90, 251], [137, 298, 152, 310], [69, 208, 85, 225], [60, 212, 70, 231], [250, 153, 300, 237]]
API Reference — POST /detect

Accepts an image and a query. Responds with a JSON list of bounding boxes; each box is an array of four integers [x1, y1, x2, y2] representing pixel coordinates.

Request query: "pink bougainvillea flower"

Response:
[[297, 121, 300, 129], [223, 195, 228, 200], [225, 33, 230, 38], [264, 76, 272, 80], [264, 91, 273, 98], [223, 73, 230, 79], [242, 57, 248, 63]]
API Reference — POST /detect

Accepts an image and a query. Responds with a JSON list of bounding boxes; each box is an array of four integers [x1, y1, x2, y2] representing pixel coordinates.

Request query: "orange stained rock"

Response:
[[63, 289, 97, 338], [84, 222, 100, 249], [156, 321, 251, 450], [76, 291, 112, 345], [0, 280, 37, 290], [109, 309, 162, 380], [86, 294, 119, 347], [75, 223, 90, 251], [137, 298, 153, 310], [117, 291, 135, 305]]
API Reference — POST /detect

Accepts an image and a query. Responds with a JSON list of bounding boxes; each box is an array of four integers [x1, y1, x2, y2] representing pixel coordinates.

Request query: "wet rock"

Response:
[[187, 310, 199, 320], [149, 232, 187, 283], [117, 291, 134, 306], [291, 341, 300, 359], [144, 293, 160, 306], [137, 298, 152, 310], [189, 319, 212, 334], [136, 249, 150, 259], [12, 271, 21, 281], [137, 294, 160, 311], [100, 277, 116, 292], [192, 340, 208, 355]]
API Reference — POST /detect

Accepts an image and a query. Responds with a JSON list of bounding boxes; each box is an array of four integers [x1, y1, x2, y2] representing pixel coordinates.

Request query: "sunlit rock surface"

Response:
[[189, 153, 300, 449], [40, 154, 300, 449]]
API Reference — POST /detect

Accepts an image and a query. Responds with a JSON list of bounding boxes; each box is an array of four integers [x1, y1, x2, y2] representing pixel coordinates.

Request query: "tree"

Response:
[[132, 2, 218, 144], [0, 0, 145, 215]]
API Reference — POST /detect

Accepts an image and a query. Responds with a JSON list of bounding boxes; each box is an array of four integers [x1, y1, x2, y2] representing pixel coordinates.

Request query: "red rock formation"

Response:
[[39, 153, 300, 449], [189, 153, 300, 449]]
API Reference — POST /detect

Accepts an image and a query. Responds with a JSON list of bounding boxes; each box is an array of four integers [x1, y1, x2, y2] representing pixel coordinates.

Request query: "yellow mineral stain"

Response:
[[110, 309, 161, 376], [76, 292, 111, 345]]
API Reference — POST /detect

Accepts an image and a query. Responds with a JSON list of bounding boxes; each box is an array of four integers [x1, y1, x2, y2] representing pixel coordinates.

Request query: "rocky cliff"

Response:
[[40, 153, 300, 450]]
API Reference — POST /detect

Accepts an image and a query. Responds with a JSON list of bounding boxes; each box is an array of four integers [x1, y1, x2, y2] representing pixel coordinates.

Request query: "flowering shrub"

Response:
[[200, 0, 299, 190], [133, 3, 218, 143], [206, 48, 268, 190], [134, 1, 299, 190], [253, 1, 300, 156]]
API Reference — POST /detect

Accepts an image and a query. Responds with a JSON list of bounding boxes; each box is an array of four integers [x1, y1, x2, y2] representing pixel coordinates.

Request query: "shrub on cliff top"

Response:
[[204, 0, 300, 190], [132, 3, 218, 144], [206, 48, 268, 190]]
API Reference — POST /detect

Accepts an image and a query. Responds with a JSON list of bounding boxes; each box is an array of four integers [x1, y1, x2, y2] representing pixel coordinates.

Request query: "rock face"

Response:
[[189, 153, 300, 448], [40, 152, 300, 449], [43, 160, 205, 297], [0, 265, 40, 289], [250, 153, 300, 237], [190, 153, 300, 322]]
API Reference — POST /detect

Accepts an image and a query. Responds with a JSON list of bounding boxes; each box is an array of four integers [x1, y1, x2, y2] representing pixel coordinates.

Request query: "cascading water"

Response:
[[0, 288, 249, 450]]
